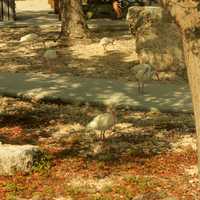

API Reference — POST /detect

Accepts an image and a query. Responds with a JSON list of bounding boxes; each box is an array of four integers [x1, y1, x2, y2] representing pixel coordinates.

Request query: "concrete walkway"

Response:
[[0, 12, 129, 32], [0, 72, 192, 113], [0, 0, 129, 30]]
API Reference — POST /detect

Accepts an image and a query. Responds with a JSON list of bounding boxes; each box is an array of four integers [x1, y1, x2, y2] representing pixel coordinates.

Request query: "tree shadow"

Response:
[[51, 129, 172, 166]]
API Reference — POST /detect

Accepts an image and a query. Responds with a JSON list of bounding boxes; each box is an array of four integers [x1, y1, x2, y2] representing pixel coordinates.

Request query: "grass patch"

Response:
[[32, 152, 52, 174], [6, 193, 17, 200], [4, 182, 26, 200], [65, 185, 85, 197], [91, 194, 112, 200], [4, 182, 25, 193], [124, 175, 157, 191], [96, 153, 118, 162], [114, 185, 135, 199], [101, 185, 113, 193]]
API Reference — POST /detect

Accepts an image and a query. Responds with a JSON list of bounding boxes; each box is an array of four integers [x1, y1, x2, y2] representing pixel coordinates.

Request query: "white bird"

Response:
[[87, 106, 116, 140], [43, 49, 58, 67], [43, 49, 58, 60], [132, 63, 156, 94], [20, 33, 46, 49], [99, 37, 115, 51]]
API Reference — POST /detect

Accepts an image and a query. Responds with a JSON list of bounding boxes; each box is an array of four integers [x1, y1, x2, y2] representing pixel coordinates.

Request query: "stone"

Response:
[[20, 33, 38, 42], [0, 144, 42, 175], [127, 6, 186, 80]]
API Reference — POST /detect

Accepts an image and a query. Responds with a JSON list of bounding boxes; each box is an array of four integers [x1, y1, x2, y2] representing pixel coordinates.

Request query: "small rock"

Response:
[[20, 33, 38, 42]]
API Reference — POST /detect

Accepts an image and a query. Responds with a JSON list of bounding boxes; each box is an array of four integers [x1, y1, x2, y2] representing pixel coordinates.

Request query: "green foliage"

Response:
[[92, 194, 112, 200], [124, 175, 156, 191], [114, 185, 134, 199], [101, 185, 113, 193], [6, 193, 17, 200], [32, 152, 52, 173], [4, 182, 25, 193], [4, 182, 26, 200], [65, 185, 83, 196]]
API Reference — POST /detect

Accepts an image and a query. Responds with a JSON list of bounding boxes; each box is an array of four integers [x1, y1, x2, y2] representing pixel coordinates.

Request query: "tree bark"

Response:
[[60, 0, 90, 42], [161, 0, 200, 178], [182, 32, 200, 177]]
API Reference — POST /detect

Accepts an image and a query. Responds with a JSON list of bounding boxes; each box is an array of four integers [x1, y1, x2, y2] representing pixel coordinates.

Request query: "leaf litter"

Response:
[[0, 97, 199, 200]]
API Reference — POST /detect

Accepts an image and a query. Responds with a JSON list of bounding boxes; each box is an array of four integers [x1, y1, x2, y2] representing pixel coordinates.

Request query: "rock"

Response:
[[0, 144, 42, 175], [20, 33, 38, 42], [127, 6, 186, 80]]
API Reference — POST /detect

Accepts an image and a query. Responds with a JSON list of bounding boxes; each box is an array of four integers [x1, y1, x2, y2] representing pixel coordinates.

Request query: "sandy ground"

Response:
[[0, 96, 198, 200], [0, 2, 198, 200], [0, 1, 139, 81], [0, 24, 138, 82], [16, 0, 52, 12]]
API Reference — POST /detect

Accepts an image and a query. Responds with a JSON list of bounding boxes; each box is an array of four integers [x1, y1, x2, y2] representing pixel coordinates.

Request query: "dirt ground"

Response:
[[0, 97, 199, 200], [0, 6, 199, 200], [0, 25, 138, 82]]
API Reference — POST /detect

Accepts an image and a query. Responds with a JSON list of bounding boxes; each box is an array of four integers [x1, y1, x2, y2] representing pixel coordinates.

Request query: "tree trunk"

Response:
[[182, 33, 200, 177], [161, 0, 200, 178], [60, 0, 90, 41]]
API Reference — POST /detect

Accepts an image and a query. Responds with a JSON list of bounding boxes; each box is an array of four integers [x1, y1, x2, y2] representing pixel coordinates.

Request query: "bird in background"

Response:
[[43, 49, 59, 67], [86, 105, 116, 140], [132, 63, 157, 94], [99, 37, 116, 52], [20, 33, 46, 49]]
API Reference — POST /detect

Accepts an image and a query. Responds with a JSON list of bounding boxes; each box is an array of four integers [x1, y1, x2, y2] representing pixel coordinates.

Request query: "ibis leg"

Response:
[[138, 82, 141, 94], [141, 82, 144, 94]]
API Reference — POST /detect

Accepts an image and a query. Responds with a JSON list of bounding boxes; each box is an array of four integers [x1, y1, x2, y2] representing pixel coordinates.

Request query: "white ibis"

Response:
[[87, 106, 116, 140], [132, 63, 156, 94]]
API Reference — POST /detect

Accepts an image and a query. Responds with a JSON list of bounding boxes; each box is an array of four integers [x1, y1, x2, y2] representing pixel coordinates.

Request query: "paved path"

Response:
[[0, 72, 192, 113], [16, 0, 52, 12], [0, 12, 129, 32], [0, 0, 129, 30]]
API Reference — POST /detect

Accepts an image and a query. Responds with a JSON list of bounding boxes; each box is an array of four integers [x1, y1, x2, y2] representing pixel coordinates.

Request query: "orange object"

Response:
[[48, 0, 54, 8], [112, 0, 122, 18], [48, 0, 60, 13]]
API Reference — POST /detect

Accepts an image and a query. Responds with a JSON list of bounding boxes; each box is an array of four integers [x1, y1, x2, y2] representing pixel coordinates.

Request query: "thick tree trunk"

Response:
[[182, 34, 200, 177], [60, 0, 90, 41], [161, 0, 200, 178]]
